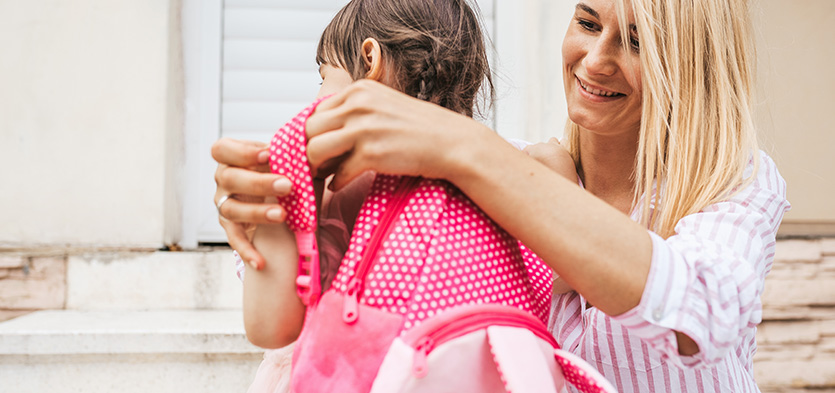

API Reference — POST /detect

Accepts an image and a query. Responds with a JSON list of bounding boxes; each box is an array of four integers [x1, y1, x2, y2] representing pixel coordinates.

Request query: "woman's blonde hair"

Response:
[[565, 0, 760, 238]]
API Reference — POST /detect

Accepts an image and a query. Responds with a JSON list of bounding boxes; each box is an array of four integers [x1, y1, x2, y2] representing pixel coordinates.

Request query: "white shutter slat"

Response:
[[223, 70, 320, 101], [222, 101, 318, 134], [224, 39, 319, 71], [224, 9, 336, 40]]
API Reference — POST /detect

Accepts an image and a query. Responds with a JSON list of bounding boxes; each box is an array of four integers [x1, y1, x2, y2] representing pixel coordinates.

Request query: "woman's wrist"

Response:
[[444, 122, 522, 190], [438, 117, 501, 186]]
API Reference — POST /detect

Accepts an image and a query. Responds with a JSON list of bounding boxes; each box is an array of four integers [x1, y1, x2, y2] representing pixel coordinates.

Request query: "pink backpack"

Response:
[[270, 99, 617, 393]]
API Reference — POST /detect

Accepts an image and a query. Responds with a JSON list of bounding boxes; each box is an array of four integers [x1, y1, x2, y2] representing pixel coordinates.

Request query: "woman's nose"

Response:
[[582, 38, 618, 77]]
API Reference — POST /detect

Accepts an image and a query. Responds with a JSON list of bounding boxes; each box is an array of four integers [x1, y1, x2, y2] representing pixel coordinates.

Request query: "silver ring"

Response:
[[216, 194, 232, 216]]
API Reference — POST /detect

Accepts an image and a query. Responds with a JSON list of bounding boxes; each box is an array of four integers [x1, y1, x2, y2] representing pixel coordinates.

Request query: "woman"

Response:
[[213, 0, 789, 391]]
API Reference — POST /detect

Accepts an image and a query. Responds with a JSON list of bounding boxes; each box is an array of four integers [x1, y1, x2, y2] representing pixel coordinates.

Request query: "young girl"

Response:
[[236, 0, 578, 392]]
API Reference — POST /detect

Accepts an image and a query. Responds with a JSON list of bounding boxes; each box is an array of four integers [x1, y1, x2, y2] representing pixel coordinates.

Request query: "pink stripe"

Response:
[[726, 213, 747, 246], [601, 317, 624, 390], [712, 366, 721, 392], [708, 211, 726, 239], [640, 340, 656, 390], [661, 355, 672, 391], [679, 368, 689, 391], [591, 311, 606, 383], [732, 356, 749, 393], [726, 357, 737, 392], [695, 369, 706, 393], [620, 325, 641, 391]]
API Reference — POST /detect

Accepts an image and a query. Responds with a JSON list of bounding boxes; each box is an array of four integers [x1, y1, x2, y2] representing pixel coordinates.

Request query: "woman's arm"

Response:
[[305, 80, 653, 317], [305, 81, 789, 363], [612, 154, 789, 367]]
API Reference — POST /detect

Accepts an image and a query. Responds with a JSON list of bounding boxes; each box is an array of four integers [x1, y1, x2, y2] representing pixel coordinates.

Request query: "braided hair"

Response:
[[316, 0, 493, 118]]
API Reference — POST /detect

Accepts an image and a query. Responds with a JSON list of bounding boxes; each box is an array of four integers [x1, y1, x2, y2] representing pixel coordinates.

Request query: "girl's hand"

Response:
[[211, 138, 293, 269], [305, 80, 491, 190]]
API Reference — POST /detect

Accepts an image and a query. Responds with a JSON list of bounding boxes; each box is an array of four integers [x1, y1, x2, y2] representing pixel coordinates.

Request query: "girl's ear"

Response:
[[361, 38, 385, 81]]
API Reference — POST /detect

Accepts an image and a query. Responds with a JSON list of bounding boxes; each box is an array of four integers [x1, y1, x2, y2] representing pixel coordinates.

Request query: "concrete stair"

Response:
[[0, 250, 263, 393]]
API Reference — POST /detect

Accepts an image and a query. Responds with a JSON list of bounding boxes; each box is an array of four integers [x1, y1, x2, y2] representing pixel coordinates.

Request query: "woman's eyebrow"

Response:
[[576, 3, 599, 18], [577, 2, 638, 33]]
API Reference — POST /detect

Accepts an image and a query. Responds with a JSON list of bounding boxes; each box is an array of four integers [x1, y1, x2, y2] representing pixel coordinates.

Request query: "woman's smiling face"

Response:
[[563, 0, 643, 137]]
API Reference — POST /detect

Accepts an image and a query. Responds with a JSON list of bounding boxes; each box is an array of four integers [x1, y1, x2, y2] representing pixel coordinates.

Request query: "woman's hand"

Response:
[[305, 80, 491, 190], [524, 138, 578, 182], [212, 138, 293, 269]]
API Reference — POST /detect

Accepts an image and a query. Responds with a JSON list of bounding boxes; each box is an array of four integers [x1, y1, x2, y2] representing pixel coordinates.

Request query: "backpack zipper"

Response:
[[401, 304, 558, 378], [343, 176, 421, 324]]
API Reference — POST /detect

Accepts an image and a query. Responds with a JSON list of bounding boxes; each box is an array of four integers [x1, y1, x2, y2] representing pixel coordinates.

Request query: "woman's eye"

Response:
[[577, 18, 597, 31], [629, 37, 640, 52]]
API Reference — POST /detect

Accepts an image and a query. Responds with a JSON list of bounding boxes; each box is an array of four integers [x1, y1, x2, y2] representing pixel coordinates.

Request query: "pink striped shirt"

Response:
[[549, 151, 790, 392]]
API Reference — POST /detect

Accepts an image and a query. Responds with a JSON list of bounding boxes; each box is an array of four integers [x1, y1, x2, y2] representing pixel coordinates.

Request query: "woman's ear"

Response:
[[361, 38, 385, 81]]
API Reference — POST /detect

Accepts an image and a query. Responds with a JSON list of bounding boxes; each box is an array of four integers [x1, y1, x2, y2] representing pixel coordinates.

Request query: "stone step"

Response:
[[66, 250, 242, 310], [0, 310, 263, 393]]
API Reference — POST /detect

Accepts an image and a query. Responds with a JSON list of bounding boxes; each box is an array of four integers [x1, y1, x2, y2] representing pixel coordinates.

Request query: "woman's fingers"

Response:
[[215, 164, 292, 197], [212, 137, 270, 168], [306, 102, 349, 140], [220, 218, 265, 270], [217, 196, 288, 225], [328, 152, 371, 191], [306, 127, 358, 176]]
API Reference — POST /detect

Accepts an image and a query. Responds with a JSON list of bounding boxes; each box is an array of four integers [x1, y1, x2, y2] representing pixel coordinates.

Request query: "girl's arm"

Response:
[[244, 205, 306, 349], [243, 173, 373, 349]]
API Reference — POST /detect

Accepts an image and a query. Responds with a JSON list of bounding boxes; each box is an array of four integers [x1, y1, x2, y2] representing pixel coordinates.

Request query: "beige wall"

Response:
[[0, 0, 183, 247], [755, 0, 835, 232]]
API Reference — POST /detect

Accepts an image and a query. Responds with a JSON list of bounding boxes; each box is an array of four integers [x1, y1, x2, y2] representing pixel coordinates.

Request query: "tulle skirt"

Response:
[[247, 343, 295, 393]]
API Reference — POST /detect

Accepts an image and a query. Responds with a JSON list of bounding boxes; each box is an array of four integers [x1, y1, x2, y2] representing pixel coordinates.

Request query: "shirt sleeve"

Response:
[[613, 152, 790, 368]]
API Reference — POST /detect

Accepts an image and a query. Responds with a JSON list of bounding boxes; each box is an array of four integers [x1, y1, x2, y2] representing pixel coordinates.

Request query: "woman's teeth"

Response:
[[580, 80, 621, 97]]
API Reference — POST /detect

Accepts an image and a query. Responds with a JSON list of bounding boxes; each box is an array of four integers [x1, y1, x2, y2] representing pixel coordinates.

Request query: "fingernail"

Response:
[[257, 150, 270, 164], [249, 260, 260, 270], [266, 208, 286, 222], [273, 178, 292, 194]]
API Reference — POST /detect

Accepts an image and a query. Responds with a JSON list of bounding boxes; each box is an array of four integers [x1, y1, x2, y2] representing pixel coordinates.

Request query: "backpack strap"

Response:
[[268, 96, 330, 306], [487, 326, 618, 393], [487, 326, 561, 393], [554, 348, 619, 393]]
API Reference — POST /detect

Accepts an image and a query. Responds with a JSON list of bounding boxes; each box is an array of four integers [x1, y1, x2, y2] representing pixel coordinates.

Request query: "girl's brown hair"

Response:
[[316, 0, 493, 117]]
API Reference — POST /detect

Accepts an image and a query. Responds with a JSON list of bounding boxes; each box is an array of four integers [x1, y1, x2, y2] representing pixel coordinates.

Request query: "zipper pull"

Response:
[[343, 278, 360, 324], [412, 336, 433, 378]]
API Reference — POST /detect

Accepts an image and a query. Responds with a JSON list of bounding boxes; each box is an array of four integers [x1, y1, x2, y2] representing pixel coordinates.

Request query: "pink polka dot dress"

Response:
[[332, 174, 553, 329]]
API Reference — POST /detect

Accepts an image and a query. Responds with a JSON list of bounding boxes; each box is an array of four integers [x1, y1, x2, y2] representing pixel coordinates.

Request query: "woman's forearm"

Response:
[[447, 127, 653, 316], [245, 222, 306, 348]]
